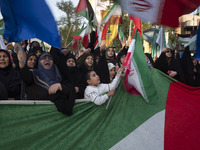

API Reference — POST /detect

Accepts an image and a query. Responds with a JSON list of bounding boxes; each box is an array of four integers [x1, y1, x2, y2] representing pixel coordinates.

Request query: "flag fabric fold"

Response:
[[196, 23, 200, 61], [156, 26, 167, 53], [118, 0, 200, 27], [130, 16, 141, 38], [76, 0, 98, 26], [1, 69, 200, 150], [124, 30, 158, 103], [177, 34, 191, 44], [0, 0, 61, 48], [143, 27, 159, 44], [98, 3, 122, 46], [118, 26, 126, 48], [73, 23, 91, 48]]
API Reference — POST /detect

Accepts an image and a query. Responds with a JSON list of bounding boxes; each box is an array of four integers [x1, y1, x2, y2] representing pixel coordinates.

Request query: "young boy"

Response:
[[84, 67, 122, 105]]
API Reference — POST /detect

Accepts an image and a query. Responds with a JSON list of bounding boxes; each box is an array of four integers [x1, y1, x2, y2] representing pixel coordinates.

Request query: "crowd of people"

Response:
[[0, 37, 200, 115]]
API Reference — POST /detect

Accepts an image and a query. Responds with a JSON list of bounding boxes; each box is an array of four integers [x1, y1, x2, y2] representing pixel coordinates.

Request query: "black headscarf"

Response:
[[33, 52, 62, 90], [64, 53, 77, 72], [30, 46, 43, 56], [0, 49, 21, 99], [117, 50, 127, 67], [105, 47, 117, 64]]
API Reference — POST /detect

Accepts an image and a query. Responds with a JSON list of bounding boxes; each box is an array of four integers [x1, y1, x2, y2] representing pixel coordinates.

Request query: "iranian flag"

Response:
[[124, 30, 158, 103], [72, 40, 78, 53], [118, 0, 200, 27], [130, 16, 141, 37], [117, 26, 126, 48], [1, 68, 200, 149], [73, 23, 90, 48]]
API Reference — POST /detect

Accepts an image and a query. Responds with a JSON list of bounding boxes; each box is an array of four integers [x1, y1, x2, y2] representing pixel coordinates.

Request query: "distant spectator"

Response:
[[105, 47, 117, 65], [155, 48, 184, 82], [64, 53, 85, 99], [0, 49, 21, 100], [108, 63, 116, 82]]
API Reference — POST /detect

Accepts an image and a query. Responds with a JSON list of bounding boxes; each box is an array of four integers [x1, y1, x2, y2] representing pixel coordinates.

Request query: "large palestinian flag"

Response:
[[0, 69, 200, 150]]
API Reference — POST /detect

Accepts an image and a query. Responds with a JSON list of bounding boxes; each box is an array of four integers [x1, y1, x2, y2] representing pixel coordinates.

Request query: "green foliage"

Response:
[[56, 0, 84, 50]]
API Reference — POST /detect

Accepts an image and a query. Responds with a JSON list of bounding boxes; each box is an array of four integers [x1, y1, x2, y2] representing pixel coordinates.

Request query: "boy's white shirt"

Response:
[[84, 75, 121, 105]]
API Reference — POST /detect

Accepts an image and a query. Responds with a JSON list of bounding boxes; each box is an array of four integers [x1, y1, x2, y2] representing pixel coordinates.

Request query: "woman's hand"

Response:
[[48, 83, 62, 95], [75, 87, 79, 93], [116, 67, 125, 77], [169, 71, 177, 78]]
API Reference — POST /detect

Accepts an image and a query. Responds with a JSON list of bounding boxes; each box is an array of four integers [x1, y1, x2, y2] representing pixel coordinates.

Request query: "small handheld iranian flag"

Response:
[[124, 30, 158, 103]]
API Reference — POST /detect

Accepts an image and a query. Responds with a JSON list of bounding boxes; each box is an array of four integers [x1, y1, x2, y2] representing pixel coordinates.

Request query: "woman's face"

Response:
[[85, 56, 94, 67], [0, 51, 9, 68], [107, 48, 115, 57], [109, 68, 116, 79], [27, 55, 37, 69], [66, 58, 76, 67], [120, 55, 126, 64], [193, 58, 197, 66], [36, 50, 42, 57], [165, 49, 172, 58], [40, 55, 53, 69]]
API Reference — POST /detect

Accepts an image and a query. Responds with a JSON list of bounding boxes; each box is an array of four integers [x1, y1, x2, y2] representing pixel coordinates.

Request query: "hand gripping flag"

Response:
[[0, 0, 61, 48], [124, 30, 158, 103]]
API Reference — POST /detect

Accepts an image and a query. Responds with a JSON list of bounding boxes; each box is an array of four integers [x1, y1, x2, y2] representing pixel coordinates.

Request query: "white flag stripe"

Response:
[[110, 110, 165, 150], [120, 0, 163, 23]]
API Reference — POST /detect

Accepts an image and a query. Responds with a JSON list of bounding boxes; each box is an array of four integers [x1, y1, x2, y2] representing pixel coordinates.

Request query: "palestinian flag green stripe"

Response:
[[0, 69, 173, 150]]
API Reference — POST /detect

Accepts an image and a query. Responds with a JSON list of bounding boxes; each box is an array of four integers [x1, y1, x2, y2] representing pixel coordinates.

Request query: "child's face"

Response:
[[85, 56, 94, 67], [87, 71, 100, 86], [109, 68, 116, 79]]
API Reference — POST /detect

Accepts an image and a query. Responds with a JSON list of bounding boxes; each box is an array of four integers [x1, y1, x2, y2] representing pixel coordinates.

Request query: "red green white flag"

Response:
[[124, 30, 158, 103], [76, 0, 98, 26], [73, 23, 91, 48], [98, 3, 122, 46], [117, 0, 200, 27], [117, 26, 126, 48], [1, 69, 200, 149]]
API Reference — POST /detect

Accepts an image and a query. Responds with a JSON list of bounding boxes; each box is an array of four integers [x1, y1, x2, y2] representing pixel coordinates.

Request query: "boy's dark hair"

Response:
[[85, 70, 94, 85]]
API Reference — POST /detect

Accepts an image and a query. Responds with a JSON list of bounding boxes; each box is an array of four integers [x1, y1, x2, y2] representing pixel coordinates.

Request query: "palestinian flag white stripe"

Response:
[[156, 26, 166, 53], [110, 110, 165, 150], [177, 36, 190, 44]]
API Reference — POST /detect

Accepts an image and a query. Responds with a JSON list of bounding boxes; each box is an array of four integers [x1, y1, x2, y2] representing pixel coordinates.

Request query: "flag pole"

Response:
[[106, 96, 112, 110], [64, 23, 73, 47], [129, 19, 132, 38], [65, 40, 73, 48]]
